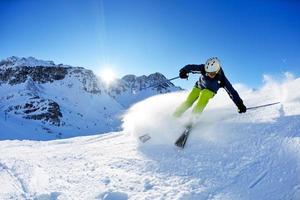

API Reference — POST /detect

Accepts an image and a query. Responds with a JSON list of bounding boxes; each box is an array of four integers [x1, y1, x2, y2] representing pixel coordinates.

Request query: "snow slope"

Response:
[[0, 74, 300, 199]]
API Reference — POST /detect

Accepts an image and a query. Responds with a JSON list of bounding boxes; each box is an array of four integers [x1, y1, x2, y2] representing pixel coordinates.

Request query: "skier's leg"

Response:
[[173, 87, 201, 117], [192, 89, 215, 114]]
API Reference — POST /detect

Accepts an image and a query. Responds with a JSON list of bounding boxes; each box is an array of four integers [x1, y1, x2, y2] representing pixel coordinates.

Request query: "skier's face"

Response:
[[207, 71, 217, 78]]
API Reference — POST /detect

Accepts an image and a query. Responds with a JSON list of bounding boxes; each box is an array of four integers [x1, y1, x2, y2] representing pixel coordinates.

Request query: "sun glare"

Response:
[[99, 68, 116, 84]]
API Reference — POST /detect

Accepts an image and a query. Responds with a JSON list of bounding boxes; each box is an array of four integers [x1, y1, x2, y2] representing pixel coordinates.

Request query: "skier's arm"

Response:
[[181, 64, 204, 73], [179, 64, 204, 79], [222, 75, 247, 113]]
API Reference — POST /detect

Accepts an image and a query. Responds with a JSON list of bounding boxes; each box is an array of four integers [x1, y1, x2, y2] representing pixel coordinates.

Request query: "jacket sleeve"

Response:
[[181, 64, 205, 73], [222, 75, 244, 107]]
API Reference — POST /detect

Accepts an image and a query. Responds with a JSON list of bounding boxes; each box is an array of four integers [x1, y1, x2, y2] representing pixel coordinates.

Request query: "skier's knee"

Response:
[[201, 89, 215, 99]]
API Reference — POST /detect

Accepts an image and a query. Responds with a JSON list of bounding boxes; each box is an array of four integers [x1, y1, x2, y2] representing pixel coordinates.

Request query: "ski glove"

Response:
[[179, 68, 189, 79], [237, 102, 247, 113]]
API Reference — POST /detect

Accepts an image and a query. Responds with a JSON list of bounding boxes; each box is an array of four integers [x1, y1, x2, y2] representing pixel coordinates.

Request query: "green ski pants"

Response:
[[173, 87, 215, 117]]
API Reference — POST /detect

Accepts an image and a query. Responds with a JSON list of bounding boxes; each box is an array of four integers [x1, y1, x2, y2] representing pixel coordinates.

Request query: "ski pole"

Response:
[[247, 102, 280, 110], [139, 76, 180, 90]]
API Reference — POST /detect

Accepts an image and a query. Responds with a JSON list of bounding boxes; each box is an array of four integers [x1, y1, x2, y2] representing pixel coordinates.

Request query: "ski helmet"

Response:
[[205, 57, 221, 73]]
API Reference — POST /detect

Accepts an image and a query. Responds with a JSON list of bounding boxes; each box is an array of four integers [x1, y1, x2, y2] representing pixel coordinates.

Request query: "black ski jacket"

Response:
[[181, 64, 244, 108]]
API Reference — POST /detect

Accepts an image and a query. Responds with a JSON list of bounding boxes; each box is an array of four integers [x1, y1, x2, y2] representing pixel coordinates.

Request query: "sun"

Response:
[[98, 68, 116, 85]]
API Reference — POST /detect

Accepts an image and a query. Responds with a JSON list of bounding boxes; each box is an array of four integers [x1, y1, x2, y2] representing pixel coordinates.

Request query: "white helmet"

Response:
[[205, 57, 221, 73]]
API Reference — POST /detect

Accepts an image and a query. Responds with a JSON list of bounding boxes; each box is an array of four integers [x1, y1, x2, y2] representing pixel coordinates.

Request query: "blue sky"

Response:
[[1, 0, 299, 89]]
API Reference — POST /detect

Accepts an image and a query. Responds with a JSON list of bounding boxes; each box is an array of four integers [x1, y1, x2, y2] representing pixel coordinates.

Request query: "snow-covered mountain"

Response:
[[0, 56, 180, 140], [108, 73, 181, 108], [0, 74, 299, 200]]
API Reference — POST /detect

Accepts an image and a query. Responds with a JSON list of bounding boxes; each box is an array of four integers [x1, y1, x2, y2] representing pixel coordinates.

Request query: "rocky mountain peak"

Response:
[[0, 56, 56, 69]]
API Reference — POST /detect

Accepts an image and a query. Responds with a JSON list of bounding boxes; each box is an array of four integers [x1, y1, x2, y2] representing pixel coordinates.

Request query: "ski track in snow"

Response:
[[1, 76, 300, 199]]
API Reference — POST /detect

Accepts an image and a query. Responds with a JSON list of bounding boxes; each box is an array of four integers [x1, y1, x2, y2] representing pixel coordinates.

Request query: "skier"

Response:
[[173, 57, 247, 118]]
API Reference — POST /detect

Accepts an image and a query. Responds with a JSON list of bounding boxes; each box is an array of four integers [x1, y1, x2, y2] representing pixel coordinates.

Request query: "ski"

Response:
[[175, 124, 193, 148], [139, 134, 151, 143]]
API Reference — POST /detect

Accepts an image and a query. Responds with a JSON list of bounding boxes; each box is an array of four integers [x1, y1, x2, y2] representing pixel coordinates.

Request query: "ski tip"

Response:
[[174, 141, 185, 149]]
